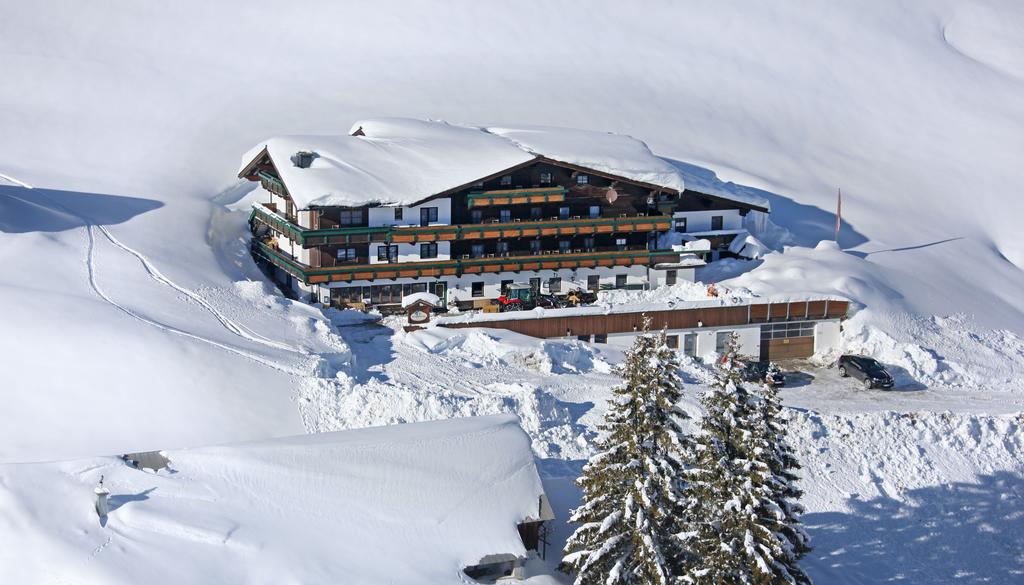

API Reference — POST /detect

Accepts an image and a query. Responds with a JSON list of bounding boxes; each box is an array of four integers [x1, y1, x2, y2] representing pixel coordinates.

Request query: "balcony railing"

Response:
[[250, 203, 671, 248], [252, 240, 681, 285], [258, 171, 289, 198], [466, 186, 567, 207]]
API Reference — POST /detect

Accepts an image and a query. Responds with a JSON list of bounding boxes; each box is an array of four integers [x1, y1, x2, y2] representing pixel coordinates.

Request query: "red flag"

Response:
[[834, 188, 842, 242]]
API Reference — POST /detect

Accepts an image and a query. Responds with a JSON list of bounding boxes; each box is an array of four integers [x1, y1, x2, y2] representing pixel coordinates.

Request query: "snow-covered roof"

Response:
[[240, 119, 535, 209], [0, 415, 553, 584], [484, 124, 687, 193], [240, 118, 764, 210], [401, 291, 441, 308]]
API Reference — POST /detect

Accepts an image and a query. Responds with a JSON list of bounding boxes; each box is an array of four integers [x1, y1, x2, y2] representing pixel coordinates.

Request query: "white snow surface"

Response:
[[3, 1, 1024, 583], [0, 415, 552, 585]]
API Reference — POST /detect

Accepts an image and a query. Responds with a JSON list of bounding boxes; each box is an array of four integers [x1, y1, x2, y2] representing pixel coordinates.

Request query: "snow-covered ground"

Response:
[[2, 1, 1024, 583]]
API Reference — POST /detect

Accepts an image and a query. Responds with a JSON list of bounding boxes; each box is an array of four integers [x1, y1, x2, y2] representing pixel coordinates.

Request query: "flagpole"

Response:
[[834, 187, 842, 243]]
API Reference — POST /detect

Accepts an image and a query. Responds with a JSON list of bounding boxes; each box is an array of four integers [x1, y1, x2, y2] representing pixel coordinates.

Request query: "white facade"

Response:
[[287, 263, 701, 307], [367, 198, 452, 228], [595, 318, 843, 361], [672, 209, 743, 234], [370, 241, 452, 264]]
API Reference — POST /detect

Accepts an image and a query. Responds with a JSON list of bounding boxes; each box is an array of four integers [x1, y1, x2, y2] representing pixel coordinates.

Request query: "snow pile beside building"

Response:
[[0, 415, 554, 585]]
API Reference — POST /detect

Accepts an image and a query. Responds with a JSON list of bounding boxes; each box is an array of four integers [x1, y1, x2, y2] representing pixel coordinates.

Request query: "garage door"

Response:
[[760, 322, 815, 360]]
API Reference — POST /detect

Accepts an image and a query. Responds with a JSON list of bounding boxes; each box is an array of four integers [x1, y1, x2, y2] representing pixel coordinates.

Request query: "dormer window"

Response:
[[539, 172, 552, 184], [576, 174, 589, 185], [500, 175, 512, 186]]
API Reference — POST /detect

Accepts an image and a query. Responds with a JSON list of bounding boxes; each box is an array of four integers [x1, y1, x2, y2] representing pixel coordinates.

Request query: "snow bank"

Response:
[[0, 415, 553, 584]]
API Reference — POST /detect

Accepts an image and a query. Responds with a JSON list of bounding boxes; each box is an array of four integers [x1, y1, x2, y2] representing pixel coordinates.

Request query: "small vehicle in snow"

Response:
[[837, 354, 895, 389], [739, 360, 786, 387], [495, 284, 535, 311]]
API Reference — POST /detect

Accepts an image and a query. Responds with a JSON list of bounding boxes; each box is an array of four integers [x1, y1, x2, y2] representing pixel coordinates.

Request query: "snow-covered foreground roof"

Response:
[[0, 415, 551, 585], [240, 118, 767, 209]]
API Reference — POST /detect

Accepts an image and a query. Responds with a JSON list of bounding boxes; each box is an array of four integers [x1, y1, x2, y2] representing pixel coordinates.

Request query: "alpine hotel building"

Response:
[[240, 119, 769, 310]]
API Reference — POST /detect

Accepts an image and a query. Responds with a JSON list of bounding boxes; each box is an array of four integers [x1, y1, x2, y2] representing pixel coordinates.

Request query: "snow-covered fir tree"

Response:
[[679, 334, 812, 585], [562, 322, 692, 585], [751, 380, 812, 581]]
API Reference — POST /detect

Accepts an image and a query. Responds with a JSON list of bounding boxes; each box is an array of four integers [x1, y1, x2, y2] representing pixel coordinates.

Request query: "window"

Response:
[[338, 209, 362, 226], [548, 277, 562, 293], [559, 206, 570, 220], [647, 231, 659, 250], [471, 209, 483, 223], [471, 244, 485, 258], [674, 217, 687, 233], [577, 334, 591, 342], [666, 269, 678, 286], [377, 244, 398, 262], [760, 322, 816, 341], [499, 209, 512, 222], [711, 215, 724, 231], [589, 205, 600, 218], [501, 280, 513, 293], [471, 281, 484, 297], [615, 274, 627, 289], [420, 207, 438, 226], [559, 240, 571, 253], [715, 331, 734, 353], [500, 175, 512, 186], [403, 282, 428, 295], [394, 207, 403, 221], [336, 248, 358, 262], [683, 333, 697, 357], [576, 174, 589, 185], [420, 242, 438, 259], [529, 239, 542, 254], [370, 284, 402, 304], [594, 333, 608, 344], [583, 236, 595, 251], [530, 207, 543, 220], [496, 240, 510, 255], [666, 335, 679, 349], [539, 172, 552, 184], [615, 237, 627, 250], [587, 275, 600, 291]]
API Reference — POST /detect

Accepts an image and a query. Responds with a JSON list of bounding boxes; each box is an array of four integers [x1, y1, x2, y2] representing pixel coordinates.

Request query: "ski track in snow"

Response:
[[83, 224, 306, 376], [93, 224, 302, 354], [2, 186, 311, 374]]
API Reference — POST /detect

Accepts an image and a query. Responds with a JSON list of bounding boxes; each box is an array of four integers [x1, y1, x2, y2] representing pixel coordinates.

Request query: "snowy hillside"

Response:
[[2, 1, 1024, 583]]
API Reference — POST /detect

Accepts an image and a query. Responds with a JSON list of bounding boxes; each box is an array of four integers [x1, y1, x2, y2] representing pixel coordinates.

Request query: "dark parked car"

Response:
[[837, 355, 894, 389], [739, 360, 786, 387]]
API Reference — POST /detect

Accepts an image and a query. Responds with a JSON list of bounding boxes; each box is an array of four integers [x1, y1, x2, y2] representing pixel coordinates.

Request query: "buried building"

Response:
[[0, 415, 556, 584]]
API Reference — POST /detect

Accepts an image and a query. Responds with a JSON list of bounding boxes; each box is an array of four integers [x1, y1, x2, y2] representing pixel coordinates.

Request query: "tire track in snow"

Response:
[[83, 224, 306, 376]]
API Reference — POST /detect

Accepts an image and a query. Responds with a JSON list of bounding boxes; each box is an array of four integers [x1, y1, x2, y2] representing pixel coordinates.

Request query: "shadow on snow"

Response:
[[804, 471, 1024, 584], [0, 185, 163, 233]]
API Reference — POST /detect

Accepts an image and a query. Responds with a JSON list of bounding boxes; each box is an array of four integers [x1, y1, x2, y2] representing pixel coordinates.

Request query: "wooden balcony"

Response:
[[466, 186, 567, 207], [250, 204, 671, 248], [252, 240, 681, 285], [258, 171, 289, 198]]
